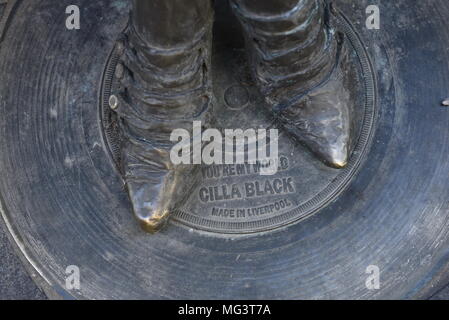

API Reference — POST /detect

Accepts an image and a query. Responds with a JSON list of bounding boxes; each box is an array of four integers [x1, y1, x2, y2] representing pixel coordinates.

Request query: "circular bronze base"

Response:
[[1, 0, 449, 299]]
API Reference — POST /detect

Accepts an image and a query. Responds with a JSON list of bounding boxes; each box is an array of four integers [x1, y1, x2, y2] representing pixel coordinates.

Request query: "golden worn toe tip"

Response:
[[325, 150, 349, 169], [136, 210, 170, 234], [329, 159, 348, 169]]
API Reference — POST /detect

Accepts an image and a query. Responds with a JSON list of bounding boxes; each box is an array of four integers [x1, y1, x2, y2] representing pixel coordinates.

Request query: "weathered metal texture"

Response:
[[110, 0, 213, 232], [0, 0, 449, 300], [113, 0, 358, 232], [103, 0, 372, 234], [231, 0, 353, 168]]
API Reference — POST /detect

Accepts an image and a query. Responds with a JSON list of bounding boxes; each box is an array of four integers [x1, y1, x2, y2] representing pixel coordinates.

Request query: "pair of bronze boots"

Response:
[[111, 0, 353, 232]]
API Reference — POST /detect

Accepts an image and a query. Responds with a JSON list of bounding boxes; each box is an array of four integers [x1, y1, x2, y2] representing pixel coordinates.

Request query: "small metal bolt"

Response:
[[442, 99, 449, 107], [329, 1, 338, 15], [109, 95, 119, 110]]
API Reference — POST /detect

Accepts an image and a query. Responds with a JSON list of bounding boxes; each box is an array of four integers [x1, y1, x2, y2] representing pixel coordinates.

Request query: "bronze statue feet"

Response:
[[232, 0, 354, 168], [110, 0, 356, 233]]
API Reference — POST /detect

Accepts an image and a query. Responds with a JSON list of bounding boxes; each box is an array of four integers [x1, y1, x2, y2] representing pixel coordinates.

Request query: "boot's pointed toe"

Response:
[[279, 79, 352, 168], [126, 179, 171, 233]]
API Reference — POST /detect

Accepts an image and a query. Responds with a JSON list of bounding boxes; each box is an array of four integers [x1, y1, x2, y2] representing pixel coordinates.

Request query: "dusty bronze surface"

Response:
[[231, 0, 354, 168], [101, 0, 374, 234], [111, 0, 213, 232], [4, 0, 449, 300], [112, 0, 357, 232]]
